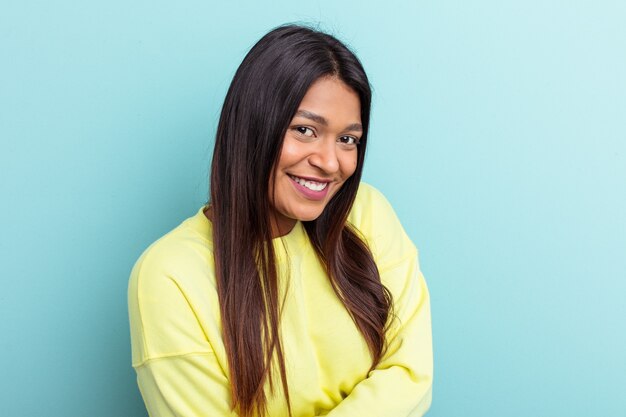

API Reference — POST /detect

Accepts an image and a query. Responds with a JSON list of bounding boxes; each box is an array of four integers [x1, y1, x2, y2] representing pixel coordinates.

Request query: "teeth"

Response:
[[290, 175, 328, 191]]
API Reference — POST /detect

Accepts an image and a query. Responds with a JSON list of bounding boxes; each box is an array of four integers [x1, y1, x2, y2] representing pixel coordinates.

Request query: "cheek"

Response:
[[278, 138, 306, 169], [341, 152, 358, 177]]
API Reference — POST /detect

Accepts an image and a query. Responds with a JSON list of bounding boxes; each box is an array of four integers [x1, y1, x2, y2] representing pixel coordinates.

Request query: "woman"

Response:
[[129, 24, 433, 417]]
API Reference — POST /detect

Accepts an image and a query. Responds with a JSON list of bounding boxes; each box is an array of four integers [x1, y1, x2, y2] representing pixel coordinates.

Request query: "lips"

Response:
[[288, 175, 330, 191], [288, 175, 330, 200]]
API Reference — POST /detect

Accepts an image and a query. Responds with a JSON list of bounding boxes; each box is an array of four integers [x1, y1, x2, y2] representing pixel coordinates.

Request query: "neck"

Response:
[[270, 215, 297, 238], [206, 206, 296, 239]]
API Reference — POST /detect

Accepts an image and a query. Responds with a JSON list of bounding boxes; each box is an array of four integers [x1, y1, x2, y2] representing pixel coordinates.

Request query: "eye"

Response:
[[338, 135, 360, 146], [294, 126, 315, 137]]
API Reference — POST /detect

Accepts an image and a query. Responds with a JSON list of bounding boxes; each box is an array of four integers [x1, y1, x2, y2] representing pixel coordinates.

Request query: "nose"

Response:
[[308, 137, 340, 174]]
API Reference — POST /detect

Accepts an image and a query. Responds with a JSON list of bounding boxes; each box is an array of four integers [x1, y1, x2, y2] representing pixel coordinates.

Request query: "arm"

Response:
[[135, 353, 238, 417], [322, 251, 433, 417], [128, 242, 238, 417], [324, 183, 434, 416]]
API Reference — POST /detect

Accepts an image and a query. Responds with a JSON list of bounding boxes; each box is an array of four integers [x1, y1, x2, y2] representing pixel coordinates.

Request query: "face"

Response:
[[269, 76, 362, 237]]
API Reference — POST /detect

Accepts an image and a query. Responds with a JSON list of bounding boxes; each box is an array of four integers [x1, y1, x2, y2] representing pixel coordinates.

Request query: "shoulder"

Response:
[[348, 182, 417, 271], [348, 182, 406, 239], [128, 209, 219, 364], [349, 182, 394, 222], [128, 209, 217, 317]]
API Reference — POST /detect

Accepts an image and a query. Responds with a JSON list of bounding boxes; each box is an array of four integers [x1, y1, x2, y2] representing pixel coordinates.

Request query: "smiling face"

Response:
[[269, 76, 362, 237]]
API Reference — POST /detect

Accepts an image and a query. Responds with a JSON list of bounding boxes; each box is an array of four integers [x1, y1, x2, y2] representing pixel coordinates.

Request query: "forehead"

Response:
[[296, 77, 361, 124]]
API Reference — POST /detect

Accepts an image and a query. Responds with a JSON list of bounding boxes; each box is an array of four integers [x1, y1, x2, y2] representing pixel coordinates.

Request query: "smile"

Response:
[[288, 175, 329, 192]]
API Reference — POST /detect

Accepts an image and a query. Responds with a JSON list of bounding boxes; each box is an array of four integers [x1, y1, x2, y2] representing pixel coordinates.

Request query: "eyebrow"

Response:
[[295, 110, 363, 132]]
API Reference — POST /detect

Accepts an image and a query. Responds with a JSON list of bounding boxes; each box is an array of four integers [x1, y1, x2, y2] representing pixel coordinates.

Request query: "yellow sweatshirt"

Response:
[[128, 182, 433, 417]]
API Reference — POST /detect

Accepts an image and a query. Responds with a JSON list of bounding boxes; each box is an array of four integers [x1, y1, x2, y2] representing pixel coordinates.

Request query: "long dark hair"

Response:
[[209, 24, 393, 417]]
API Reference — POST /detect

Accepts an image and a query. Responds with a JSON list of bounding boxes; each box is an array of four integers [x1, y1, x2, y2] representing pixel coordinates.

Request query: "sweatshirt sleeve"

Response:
[[134, 354, 238, 417], [128, 240, 238, 417], [325, 184, 434, 416]]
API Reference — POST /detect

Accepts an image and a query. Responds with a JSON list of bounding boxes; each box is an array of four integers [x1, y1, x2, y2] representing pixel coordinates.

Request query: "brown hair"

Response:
[[209, 24, 392, 417]]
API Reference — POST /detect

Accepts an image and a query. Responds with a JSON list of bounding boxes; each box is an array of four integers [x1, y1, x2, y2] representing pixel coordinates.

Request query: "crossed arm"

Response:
[[131, 251, 432, 417]]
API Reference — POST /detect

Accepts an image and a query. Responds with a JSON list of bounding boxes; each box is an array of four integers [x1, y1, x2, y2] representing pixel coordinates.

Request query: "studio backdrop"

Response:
[[1, 1, 625, 416]]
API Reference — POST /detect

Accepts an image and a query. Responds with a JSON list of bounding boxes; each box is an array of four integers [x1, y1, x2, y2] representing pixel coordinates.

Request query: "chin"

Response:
[[291, 207, 326, 222], [296, 212, 323, 222]]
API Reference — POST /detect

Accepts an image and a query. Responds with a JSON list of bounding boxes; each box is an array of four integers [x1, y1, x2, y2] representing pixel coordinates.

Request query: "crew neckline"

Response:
[[187, 205, 308, 260]]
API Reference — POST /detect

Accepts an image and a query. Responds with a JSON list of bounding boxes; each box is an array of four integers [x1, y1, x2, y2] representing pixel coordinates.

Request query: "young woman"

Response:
[[128, 24, 433, 417]]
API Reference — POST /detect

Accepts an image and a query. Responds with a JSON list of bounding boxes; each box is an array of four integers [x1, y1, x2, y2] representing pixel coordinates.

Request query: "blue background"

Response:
[[1, 1, 625, 416]]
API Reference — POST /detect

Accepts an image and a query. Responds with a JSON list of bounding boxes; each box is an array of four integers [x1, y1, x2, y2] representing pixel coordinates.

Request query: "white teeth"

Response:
[[290, 175, 328, 191]]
